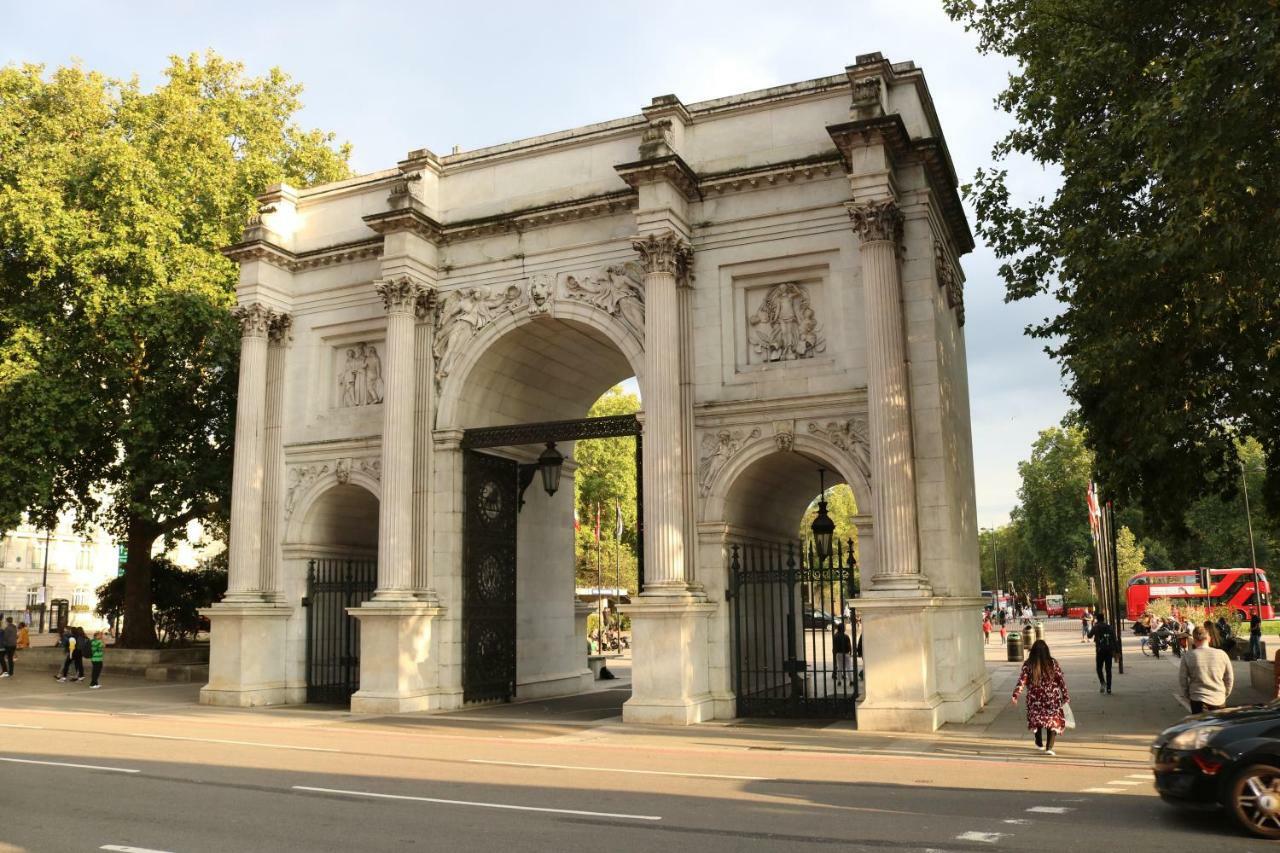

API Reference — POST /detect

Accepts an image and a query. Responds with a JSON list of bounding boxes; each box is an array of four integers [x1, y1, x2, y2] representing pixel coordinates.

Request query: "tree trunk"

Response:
[[119, 515, 159, 648]]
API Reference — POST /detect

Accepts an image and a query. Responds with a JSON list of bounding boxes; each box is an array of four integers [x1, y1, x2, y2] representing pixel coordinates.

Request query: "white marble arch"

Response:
[[284, 472, 382, 548], [434, 297, 646, 433], [696, 432, 871, 718]]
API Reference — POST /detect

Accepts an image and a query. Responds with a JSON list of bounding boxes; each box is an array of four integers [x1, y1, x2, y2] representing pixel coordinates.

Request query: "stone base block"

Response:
[[347, 601, 444, 715], [855, 594, 989, 732], [199, 602, 292, 708], [621, 595, 717, 726], [517, 669, 594, 700]]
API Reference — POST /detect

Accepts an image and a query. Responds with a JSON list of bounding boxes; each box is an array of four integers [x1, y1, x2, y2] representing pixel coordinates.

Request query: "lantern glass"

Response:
[[811, 500, 835, 561], [538, 442, 563, 496]]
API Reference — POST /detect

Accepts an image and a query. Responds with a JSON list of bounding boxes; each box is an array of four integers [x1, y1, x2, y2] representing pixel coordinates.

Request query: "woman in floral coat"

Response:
[[1011, 639, 1070, 755]]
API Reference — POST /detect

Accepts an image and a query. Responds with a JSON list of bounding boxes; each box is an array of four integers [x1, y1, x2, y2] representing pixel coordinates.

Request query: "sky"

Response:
[[1, 0, 1070, 527]]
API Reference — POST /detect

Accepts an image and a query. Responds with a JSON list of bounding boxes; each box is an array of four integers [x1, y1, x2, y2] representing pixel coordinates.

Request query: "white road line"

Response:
[[956, 831, 1007, 843], [0, 724, 42, 729], [1106, 780, 1143, 786], [1127, 773, 1151, 779], [101, 846, 176, 853], [467, 758, 772, 781], [130, 734, 339, 753], [0, 756, 138, 774], [292, 785, 662, 821], [1081, 787, 1125, 793], [1026, 806, 1074, 814], [1002, 818, 1031, 825]]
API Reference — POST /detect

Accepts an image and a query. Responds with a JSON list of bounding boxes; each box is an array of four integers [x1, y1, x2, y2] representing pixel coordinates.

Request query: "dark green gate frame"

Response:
[[460, 413, 644, 589]]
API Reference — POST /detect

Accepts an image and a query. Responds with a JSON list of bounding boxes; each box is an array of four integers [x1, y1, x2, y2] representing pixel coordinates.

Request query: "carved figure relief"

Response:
[[807, 417, 871, 481], [337, 342, 385, 407], [527, 274, 552, 314], [563, 262, 645, 340], [285, 463, 329, 519], [747, 282, 825, 363], [284, 456, 382, 520], [697, 427, 762, 496], [433, 284, 524, 384]]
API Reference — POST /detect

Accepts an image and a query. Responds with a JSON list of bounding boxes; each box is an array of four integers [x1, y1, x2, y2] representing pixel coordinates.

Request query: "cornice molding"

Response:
[[221, 238, 383, 273], [440, 190, 636, 243], [362, 205, 444, 242], [699, 154, 844, 196], [827, 114, 974, 256], [615, 153, 702, 201]]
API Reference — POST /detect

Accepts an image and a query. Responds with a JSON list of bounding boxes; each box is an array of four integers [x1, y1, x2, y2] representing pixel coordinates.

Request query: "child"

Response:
[[88, 631, 105, 689]]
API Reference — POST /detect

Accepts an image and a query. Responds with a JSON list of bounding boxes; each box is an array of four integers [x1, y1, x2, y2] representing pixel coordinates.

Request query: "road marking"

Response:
[[0, 724, 42, 729], [1127, 773, 1150, 779], [1026, 806, 1074, 814], [102, 846, 176, 853], [1081, 787, 1125, 793], [0, 756, 138, 774], [292, 785, 662, 821], [467, 758, 772, 781], [1106, 780, 1143, 786], [130, 734, 339, 753], [956, 831, 1007, 843], [1002, 819, 1031, 825]]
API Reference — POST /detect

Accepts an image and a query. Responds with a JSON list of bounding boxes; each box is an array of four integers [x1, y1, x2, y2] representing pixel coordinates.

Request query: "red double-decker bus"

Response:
[[1126, 568, 1273, 621]]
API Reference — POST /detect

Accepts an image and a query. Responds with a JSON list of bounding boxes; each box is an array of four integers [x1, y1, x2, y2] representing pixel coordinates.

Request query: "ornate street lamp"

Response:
[[811, 468, 835, 562], [538, 441, 563, 497]]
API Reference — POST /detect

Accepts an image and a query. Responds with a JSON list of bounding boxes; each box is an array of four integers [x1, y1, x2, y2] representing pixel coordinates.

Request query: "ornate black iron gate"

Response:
[[728, 539, 859, 721], [304, 558, 376, 704], [462, 449, 519, 703]]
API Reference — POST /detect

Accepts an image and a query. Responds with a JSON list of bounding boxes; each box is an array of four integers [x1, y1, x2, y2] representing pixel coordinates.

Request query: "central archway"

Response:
[[434, 303, 644, 707]]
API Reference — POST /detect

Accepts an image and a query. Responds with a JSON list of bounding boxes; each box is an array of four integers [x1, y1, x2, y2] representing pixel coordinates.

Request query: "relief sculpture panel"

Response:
[[746, 282, 825, 364], [335, 342, 385, 407]]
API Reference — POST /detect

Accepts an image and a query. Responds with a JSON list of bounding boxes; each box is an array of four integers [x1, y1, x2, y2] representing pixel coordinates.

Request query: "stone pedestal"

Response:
[[622, 597, 717, 724], [855, 596, 991, 732], [574, 600, 595, 655], [348, 602, 444, 714], [199, 603, 295, 706]]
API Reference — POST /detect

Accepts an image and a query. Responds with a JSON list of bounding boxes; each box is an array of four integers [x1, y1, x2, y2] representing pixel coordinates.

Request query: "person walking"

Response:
[[1011, 639, 1070, 755], [1250, 612, 1264, 662], [1080, 609, 1091, 643], [1088, 616, 1117, 694], [0, 617, 16, 677], [88, 632, 105, 689], [1179, 626, 1234, 713], [57, 627, 86, 682], [1204, 619, 1224, 650], [833, 622, 853, 685], [16, 622, 29, 650], [982, 613, 992, 645]]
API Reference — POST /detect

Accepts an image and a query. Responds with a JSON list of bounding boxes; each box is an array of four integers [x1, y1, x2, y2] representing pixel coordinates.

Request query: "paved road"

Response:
[[0, 620, 1269, 852]]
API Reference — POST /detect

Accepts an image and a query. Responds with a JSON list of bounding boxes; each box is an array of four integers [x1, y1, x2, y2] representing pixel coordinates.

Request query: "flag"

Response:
[[1086, 482, 1102, 542], [573, 505, 580, 532], [615, 499, 624, 542], [594, 503, 601, 544]]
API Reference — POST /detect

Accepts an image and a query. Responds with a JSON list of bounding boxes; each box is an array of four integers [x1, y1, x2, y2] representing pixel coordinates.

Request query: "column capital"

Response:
[[375, 276, 426, 316], [267, 312, 293, 345], [847, 198, 903, 246], [414, 288, 437, 323], [631, 231, 693, 279], [233, 302, 274, 339]]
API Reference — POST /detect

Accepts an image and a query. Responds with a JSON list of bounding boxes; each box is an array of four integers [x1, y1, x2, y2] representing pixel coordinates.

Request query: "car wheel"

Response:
[[1228, 764, 1280, 839]]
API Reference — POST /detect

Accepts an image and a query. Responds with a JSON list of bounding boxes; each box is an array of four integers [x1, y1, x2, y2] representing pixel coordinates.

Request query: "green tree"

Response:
[[944, 0, 1280, 528], [1115, 525, 1147, 585], [1011, 424, 1094, 593], [574, 386, 641, 592], [0, 55, 350, 646], [798, 484, 859, 554]]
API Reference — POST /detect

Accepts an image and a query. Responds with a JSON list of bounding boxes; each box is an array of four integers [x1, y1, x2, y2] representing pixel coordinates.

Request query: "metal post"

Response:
[[1107, 502, 1124, 675], [38, 530, 50, 634], [1242, 461, 1261, 615], [784, 543, 801, 702]]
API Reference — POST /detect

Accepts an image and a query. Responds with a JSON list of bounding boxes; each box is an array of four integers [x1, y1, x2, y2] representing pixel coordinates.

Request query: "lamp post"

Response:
[[811, 469, 835, 563], [1241, 460, 1262, 615], [38, 529, 50, 634]]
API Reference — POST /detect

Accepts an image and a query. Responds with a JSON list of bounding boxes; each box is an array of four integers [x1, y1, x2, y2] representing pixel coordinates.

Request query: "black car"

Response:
[[1153, 702, 1280, 838]]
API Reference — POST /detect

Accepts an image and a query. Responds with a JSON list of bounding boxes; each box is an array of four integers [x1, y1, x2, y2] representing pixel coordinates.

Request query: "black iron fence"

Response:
[[728, 539, 859, 721], [304, 558, 376, 704]]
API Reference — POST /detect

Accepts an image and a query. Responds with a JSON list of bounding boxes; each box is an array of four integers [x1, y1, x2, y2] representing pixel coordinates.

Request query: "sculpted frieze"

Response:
[[697, 427, 762, 496], [807, 416, 871, 481], [563, 262, 645, 341], [285, 456, 382, 520], [337, 342, 385, 407]]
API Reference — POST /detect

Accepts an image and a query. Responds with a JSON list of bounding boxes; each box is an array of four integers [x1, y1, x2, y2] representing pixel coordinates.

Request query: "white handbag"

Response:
[[1063, 702, 1077, 729]]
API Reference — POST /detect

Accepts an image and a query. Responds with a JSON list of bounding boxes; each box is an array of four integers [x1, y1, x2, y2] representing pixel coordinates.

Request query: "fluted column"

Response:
[[373, 277, 423, 600], [848, 199, 927, 591], [633, 231, 693, 594], [258, 313, 291, 601], [226, 302, 273, 600], [411, 291, 435, 597]]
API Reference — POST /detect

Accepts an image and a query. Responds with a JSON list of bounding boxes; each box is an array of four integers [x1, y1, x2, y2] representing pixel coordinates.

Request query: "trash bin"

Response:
[[1022, 624, 1035, 650], [1034, 620, 1045, 642], [1007, 631, 1023, 662]]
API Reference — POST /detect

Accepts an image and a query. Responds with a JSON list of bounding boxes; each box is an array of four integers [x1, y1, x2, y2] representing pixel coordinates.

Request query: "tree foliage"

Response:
[[574, 386, 641, 592], [944, 0, 1280, 529], [95, 557, 228, 646], [0, 54, 350, 645]]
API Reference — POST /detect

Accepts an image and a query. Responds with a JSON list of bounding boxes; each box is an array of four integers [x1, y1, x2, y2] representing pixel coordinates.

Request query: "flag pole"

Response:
[[615, 498, 622, 623], [596, 502, 603, 649]]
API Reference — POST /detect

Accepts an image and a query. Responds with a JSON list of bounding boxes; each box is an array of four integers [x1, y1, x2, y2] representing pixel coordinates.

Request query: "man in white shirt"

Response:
[[1179, 626, 1234, 713]]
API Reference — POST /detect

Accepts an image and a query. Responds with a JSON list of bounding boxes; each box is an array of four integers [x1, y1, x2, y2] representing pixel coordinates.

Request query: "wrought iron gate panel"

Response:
[[463, 449, 518, 703], [305, 558, 376, 704], [728, 539, 858, 721]]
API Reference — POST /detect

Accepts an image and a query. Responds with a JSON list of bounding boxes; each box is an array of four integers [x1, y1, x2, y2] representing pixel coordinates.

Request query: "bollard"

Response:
[[1022, 624, 1035, 651], [1007, 631, 1023, 662], [1034, 620, 1045, 642]]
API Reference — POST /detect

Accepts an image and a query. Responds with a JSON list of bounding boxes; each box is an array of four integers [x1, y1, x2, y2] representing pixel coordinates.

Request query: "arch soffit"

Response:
[[434, 299, 646, 432], [702, 432, 871, 526], [284, 471, 382, 545]]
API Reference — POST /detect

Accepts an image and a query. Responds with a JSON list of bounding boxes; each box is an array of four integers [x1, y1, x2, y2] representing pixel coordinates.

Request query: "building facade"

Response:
[[0, 519, 120, 631], [203, 54, 990, 731]]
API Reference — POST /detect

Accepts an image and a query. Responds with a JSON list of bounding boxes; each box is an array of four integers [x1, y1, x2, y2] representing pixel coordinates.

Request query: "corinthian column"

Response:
[[411, 290, 435, 597], [373, 277, 423, 600], [226, 302, 273, 600], [259, 312, 291, 601], [633, 231, 693, 594], [848, 199, 927, 592]]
